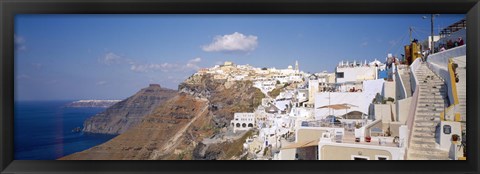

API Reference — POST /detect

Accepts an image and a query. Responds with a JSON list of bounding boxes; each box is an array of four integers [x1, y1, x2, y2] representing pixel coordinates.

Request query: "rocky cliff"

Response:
[[82, 84, 177, 135], [61, 75, 264, 160]]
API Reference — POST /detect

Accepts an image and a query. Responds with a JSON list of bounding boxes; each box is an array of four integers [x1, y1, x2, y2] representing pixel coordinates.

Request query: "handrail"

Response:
[[448, 58, 460, 105], [441, 58, 461, 121], [405, 85, 419, 156], [404, 59, 421, 159]]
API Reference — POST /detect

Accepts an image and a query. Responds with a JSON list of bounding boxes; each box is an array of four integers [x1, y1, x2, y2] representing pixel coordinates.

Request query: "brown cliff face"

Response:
[[82, 84, 177, 135], [61, 94, 210, 160], [61, 76, 264, 160]]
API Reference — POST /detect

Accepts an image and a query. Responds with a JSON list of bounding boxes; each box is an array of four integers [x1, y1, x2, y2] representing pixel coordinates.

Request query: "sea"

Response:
[[14, 100, 117, 160]]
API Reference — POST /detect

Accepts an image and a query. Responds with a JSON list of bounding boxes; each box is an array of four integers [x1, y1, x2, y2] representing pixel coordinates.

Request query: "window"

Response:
[[443, 125, 452, 134], [353, 157, 368, 160], [336, 72, 344, 78], [351, 155, 369, 160], [242, 123, 247, 128], [375, 155, 389, 160]]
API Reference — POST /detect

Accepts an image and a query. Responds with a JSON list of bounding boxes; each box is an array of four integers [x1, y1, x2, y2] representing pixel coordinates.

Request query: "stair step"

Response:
[[418, 100, 447, 103], [413, 128, 436, 134], [414, 118, 440, 122], [408, 151, 449, 160], [412, 131, 435, 137], [416, 107, 444, 110], [409, 146, 435, 151], [417, 105, 446, 109], [414, 122, 439, 127], [413, 124, 438, 129], [417, 98, 447, 102], [415, 113, 441, 117], [419, 93, 445, 97], [415, 116, 440, 122], [416, 109, 444, 113], [411, 138, 436, 144], [418, 86, 443, 89]]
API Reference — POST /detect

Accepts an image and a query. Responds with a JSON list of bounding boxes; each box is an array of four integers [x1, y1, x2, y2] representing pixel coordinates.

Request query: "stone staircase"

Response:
[[407, 63, 450, 160], [453, 56, 466, 131]]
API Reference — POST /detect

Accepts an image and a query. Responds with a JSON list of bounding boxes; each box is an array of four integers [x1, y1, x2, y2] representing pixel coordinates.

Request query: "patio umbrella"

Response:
[[317, 103, 358, 119]]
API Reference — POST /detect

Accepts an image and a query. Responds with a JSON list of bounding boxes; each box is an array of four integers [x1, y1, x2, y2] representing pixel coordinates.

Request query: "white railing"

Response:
[[395, 65, 407, 100], [427, 45, 466, 79], [409, 58, 422, 91], [405, 58, 422, 154], [427, 45, 465, 107]]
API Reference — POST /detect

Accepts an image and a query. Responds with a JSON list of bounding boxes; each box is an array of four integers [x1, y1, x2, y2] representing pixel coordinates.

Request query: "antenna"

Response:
[[409, 27, 413, 42]]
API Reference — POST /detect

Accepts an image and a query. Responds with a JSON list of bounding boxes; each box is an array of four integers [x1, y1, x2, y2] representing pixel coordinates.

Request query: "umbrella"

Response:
[[317, 104, 351, 110], [317, 103, 358, 119]]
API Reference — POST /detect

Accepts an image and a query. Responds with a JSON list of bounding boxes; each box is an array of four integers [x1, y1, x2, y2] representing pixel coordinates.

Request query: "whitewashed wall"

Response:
[[427, 45, 466, 105]]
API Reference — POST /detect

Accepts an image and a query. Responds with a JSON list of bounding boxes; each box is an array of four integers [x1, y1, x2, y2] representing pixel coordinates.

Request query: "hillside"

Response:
[[61, 75, 264, 160], [82, 84, 177, 135]]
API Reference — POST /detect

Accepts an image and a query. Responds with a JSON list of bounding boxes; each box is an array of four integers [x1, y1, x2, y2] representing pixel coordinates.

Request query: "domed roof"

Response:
[[369, 59, 383, 66]]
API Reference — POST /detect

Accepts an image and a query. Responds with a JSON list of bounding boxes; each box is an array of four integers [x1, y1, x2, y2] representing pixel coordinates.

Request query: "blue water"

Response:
[[14, 101, 117, 160]]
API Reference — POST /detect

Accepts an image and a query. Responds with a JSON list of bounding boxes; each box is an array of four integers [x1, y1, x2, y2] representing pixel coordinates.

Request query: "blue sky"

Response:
[[14, 14, 465, 101]]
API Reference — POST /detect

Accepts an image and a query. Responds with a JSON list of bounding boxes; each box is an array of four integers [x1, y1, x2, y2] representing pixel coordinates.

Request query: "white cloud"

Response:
[[130, 57, 202, 73], [100, 52, 123, 65], [184, 57, 201, 70], [130, 63, 180, 73], [202, 32, 258, 53], [360, 41, 368, 47], [96, 81, 108, 86], [14, 34, 27, 51]]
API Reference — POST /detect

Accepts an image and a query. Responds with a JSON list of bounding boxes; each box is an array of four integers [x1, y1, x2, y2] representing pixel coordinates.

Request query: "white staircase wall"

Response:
[[426, 45, 466, 106]]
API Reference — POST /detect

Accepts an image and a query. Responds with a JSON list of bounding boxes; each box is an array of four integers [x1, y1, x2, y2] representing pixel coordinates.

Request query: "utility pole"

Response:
[[431, 14, 435, 54]]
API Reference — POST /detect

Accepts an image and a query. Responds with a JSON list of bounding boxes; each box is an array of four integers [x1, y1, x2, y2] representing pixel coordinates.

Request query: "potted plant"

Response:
[[452, 134, 460, 141], [365, 136, 371, 143]]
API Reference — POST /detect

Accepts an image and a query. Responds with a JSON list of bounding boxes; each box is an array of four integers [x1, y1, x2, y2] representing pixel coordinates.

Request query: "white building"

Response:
[[231, 113, 256, 133], [314, 79, 384, 120], [253, 80, 276, 94], [335, 62, 377, 84]]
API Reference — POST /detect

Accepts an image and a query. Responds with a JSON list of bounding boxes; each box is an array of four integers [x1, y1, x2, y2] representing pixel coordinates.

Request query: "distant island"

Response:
[[66, 100, 122, 108]]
